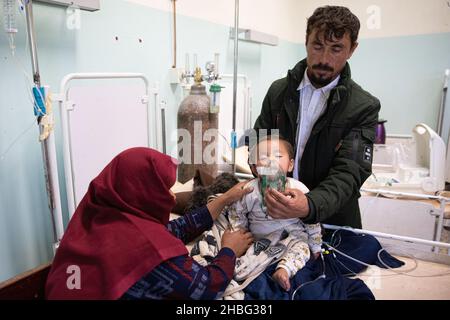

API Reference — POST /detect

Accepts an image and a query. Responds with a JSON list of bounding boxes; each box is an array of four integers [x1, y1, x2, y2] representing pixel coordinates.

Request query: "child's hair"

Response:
[[185, 172, 239, 213], [248, 134, 294, 165]]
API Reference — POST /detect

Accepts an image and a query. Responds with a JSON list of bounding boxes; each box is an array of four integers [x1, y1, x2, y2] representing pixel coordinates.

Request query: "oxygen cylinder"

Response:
[[177, 69, 218, 183]]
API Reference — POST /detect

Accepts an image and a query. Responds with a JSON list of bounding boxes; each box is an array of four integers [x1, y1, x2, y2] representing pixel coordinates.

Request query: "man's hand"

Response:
[[265, 187, 309, 219]]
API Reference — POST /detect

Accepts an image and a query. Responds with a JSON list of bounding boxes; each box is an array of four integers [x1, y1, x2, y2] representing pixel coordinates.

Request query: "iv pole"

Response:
[[231, 0, 239, 174], [437, 69, 449, 136], [24, 0, 64, 251]]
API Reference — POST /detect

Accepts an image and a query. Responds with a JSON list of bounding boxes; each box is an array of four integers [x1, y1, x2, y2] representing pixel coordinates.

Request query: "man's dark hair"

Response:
[[306, 6, 360, 47]]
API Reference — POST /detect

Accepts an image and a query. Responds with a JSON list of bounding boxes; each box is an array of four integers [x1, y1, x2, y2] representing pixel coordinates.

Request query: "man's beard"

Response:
[[308, 64, 335, 87]]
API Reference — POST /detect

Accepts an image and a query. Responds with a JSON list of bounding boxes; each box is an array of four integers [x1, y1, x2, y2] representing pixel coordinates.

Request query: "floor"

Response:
[[358, 256, 450, 300]]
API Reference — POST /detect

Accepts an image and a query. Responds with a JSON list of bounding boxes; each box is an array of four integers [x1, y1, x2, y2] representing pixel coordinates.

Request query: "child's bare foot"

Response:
[[272, 268, 291, 291]]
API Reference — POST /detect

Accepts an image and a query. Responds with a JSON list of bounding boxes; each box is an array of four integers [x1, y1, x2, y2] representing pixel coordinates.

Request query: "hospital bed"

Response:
[[1, 153, 449, 300], [170, 175, 450, 300]]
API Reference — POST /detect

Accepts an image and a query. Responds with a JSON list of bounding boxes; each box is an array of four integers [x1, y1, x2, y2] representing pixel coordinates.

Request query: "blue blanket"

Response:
[[244, 230, 404, 300]]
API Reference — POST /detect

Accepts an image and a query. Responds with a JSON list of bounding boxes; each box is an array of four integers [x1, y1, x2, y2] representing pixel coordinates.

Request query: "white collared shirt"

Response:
[[293, 69, 340, 179]]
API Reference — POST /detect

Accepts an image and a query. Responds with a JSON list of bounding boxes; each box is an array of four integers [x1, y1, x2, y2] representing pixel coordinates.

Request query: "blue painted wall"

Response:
[[352, 33, 450, 135], [0, 2, 77, 282], [0, 0, 449, 282]]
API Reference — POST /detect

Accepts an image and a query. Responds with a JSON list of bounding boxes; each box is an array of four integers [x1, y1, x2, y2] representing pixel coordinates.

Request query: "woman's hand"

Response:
[[207, 181, 253, 220], [222, 181, 254, 205], [221, 229, 253, 258]]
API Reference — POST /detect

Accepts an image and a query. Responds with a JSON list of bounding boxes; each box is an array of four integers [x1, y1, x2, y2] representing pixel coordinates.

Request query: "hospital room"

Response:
[[0, 0, 450, 304]]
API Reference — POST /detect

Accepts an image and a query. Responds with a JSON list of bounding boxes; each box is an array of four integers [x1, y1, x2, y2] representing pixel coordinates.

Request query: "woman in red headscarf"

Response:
[[45, 147, 253, 300]]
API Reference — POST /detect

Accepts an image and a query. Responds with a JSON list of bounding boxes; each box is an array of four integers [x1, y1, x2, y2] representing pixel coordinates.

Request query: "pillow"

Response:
[[171, 179, 194, 193]]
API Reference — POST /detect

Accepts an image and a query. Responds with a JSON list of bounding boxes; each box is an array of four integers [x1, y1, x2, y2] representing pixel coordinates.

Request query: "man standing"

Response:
[[254, 6, 380, 228]]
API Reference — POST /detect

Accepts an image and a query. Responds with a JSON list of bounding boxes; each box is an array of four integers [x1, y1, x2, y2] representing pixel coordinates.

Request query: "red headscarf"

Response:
[[45, 147, 188, 299]]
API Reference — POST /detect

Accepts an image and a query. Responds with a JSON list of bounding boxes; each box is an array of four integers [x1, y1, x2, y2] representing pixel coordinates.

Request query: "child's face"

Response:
[[255, 139, 294, 174]]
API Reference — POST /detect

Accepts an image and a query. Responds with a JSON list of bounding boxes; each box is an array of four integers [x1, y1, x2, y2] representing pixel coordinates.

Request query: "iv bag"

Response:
[[3, 0, 18, 33]]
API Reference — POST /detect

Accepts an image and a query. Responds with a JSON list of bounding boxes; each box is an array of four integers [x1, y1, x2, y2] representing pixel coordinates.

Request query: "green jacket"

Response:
[[254, 59, 381, 228]]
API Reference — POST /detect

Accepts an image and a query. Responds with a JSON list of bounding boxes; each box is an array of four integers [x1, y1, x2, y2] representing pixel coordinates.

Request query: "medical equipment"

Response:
[[447, 132, 450, 183], [177, 68, 219, 183], [3, 0, 18, 54], [209, 83, 222, 114], [231, 0, 239, 174], [441, 69, 450, 183], [437, 69, 449, 137], [216, 74, 252, 175], [229, 28, 279, 47], [52, 72, 153, 218], [204, 53, 220, 84], [290, 251, 326, 300], [413, 123, 446, 192], [323, 228, 450, 278], [3, 0, 18, 33], [13, 0, 64, 252], [174, 5, 241, 177], [257, 161, 286, 208], [180, 53, 221, 87], [363, 123, 446, 194], [325, 220, 450, 254], [207, 54, 222, 114], [35, 0, 99, 11]]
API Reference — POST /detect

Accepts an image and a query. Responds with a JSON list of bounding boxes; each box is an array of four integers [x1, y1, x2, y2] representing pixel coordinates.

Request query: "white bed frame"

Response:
[[359, 187, 449, 255], [50, 73, 163, 249]]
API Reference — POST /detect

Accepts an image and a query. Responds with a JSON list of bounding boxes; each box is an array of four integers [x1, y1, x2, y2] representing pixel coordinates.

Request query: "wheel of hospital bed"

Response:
[[0, 262, 51, 300]]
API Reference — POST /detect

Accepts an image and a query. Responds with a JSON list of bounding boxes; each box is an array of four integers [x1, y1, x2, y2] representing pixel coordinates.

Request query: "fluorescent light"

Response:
[[35, 0, 100, 11], [230, 28, 279, 46]]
